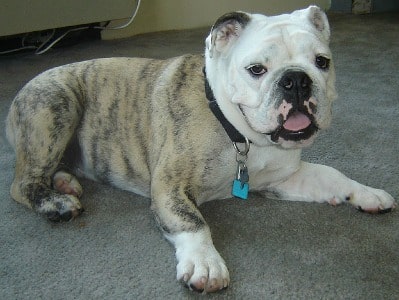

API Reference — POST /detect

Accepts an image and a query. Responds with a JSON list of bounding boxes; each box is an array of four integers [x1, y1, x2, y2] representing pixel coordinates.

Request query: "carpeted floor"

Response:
[[0, 12, 398, 299]]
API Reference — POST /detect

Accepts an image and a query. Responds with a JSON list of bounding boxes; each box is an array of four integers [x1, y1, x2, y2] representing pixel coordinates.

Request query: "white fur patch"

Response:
[[166, 230, 230, 293]]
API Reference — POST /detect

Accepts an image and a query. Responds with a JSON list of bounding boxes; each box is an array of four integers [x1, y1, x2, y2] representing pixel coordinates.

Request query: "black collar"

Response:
[[203, 68, 248, 144]]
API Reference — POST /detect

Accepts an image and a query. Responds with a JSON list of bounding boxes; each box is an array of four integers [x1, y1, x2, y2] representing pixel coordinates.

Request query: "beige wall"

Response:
[[0, 0, 135, 37], [0, 0, 330, 38], [102, 0, 331, 40]]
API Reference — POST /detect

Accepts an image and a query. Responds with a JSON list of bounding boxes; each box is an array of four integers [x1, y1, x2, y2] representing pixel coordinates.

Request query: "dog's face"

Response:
[[205, 6, 337, 148]]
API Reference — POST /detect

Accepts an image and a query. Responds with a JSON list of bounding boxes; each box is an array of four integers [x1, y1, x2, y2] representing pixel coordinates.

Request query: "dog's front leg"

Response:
[[269, 161, 396, 213], [151, 185, 229, 293]]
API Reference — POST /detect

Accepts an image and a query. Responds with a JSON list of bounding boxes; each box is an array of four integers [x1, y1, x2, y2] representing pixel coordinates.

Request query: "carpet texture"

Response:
[[0, 12, 398, 299]]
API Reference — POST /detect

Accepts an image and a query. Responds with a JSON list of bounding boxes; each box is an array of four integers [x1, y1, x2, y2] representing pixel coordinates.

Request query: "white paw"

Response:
[[168, 231, 230, 293], [349, 186, 396, 214], [53, 171, 83, 197]]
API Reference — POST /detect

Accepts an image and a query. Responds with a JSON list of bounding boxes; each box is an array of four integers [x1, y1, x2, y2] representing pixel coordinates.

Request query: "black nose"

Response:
[[278, 71, 312, 106]]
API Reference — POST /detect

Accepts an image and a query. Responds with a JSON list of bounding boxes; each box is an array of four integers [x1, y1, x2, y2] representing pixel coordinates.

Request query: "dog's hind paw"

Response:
[[53, 171, 83, 197], [36, 193, 84, 222]]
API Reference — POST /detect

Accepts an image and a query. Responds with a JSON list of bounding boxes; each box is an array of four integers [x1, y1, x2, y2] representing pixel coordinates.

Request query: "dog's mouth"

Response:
[[268, 111, 318, 143]]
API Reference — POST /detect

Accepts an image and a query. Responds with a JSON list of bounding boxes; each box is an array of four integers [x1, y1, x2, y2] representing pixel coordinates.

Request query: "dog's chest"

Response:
[[196, 145, 301, 204]]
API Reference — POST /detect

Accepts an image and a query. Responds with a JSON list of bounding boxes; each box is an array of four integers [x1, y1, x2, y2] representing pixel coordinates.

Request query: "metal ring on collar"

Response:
[[232, 137, 250, 156]]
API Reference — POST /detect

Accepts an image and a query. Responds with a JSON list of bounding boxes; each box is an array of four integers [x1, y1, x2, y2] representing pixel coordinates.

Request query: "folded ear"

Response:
[[301, 5, 331, 41], [206, 12, 251, 58]]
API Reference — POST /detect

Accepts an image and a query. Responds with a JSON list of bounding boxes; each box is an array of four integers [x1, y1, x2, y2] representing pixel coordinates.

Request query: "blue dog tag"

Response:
[[231, 140, 250, 200], [232, 179, 249, 200]]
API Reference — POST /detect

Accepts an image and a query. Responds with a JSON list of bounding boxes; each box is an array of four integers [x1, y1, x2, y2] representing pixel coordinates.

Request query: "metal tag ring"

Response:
[[232, 137, 250, 156]]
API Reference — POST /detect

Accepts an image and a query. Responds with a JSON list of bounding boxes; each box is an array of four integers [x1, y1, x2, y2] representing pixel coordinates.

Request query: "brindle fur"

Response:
[[6, 55, 234, 226]]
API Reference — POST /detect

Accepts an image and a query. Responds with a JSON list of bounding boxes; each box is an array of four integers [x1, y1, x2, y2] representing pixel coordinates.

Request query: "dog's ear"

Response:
[[300, 5, 331, 42], [206, 12, 251, 58]]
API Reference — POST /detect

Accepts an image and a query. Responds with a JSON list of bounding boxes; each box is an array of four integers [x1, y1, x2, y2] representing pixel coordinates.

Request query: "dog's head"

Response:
[[205, 6, 337, 148]]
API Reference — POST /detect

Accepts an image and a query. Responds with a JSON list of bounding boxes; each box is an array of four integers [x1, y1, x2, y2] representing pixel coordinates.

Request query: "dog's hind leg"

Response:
[[6, 80, 84, 222]]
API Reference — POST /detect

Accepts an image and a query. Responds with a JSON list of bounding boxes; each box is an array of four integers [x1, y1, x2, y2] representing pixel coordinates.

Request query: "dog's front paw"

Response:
[[177, 248, 230, 293], [171, 231, 230, 293], [349, 186, 396, 214]]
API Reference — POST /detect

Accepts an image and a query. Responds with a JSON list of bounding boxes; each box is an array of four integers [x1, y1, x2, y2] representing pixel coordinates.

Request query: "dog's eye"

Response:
[[246, 64, 267, 77], [315, 56, 330, 70]]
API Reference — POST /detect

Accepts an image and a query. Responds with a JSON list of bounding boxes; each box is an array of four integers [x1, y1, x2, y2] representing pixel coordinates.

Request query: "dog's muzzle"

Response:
[[269, 71, 318, 142]]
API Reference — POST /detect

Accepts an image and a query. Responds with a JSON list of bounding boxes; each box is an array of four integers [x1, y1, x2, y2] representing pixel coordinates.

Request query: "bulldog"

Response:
[[6, 6, 396, 293]]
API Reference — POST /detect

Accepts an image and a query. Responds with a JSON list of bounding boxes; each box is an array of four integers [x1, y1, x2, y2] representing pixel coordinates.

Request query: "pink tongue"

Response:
[[283, 112, 311, 131]]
